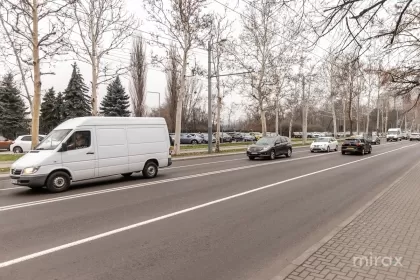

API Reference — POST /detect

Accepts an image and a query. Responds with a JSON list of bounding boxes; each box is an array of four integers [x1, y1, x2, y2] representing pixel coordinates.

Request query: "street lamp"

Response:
[[208, 38, 227, 153], [147, 91, 161, 117]]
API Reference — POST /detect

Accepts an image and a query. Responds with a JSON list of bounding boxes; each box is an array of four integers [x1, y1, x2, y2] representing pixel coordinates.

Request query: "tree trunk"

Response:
[[356, 93, 360, 135], [331, 96, 337, 138], [342, 98, 346, 137], [259, 92, 267, 136], [31, 0, 41, 149], [381, 98, 384, 133], [174, 50, 188, 155], [90, 0, 98, 115], [215, 69, 221, 153], [385, 97, 389, 132], [275, 99, 279, 135], [302, 76, 307, 144], [288, 110, 294, 139]]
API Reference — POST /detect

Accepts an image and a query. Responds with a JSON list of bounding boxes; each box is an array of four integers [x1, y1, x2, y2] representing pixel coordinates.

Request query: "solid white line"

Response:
[[0, 187, 25, 191], [0, 143, 415, 268], [0, 152, 336, 212]]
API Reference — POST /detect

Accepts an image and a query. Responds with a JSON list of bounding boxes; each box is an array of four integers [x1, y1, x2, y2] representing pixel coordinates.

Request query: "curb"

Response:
[[271, 157, 420, 280]]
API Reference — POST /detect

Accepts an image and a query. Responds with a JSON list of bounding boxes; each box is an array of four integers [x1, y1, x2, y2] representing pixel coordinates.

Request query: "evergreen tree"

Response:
[[55, 92, 65, 124], [63, 63, 91, 119], [40, 87, 59, 134], [0, 73, 28, 139], [100, 76, 131, 117]]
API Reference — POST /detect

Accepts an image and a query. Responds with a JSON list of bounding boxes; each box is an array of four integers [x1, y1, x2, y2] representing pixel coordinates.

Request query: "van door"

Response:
[[61, 129, 96, 181]]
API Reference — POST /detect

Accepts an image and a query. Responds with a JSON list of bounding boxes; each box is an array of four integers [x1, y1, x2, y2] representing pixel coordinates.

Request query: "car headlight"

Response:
[[22, 166, 40, 175]]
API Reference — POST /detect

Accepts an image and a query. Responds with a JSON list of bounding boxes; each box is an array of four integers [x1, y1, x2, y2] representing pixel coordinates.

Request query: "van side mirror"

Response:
[[61, 143, 68, 152]]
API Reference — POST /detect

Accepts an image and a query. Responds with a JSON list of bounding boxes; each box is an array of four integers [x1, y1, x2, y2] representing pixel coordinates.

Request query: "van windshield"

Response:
[[35, 129, 72, 150], [388, 131, 397, 135]]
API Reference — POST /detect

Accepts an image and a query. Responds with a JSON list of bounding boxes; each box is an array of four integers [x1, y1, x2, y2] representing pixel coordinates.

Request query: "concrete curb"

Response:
[[271, 157, 420, 280]]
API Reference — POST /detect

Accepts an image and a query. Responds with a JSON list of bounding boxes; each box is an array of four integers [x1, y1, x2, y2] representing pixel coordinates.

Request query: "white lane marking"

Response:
[[0, 153, 337, 212], [0, 143, 416, 268], [0, 141, 407, 192], [0, 187, 25, 191]]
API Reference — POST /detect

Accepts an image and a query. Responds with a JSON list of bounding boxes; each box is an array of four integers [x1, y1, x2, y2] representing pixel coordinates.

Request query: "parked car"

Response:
[[341, 137, 372, 155], [200, 133, 216, 143], [250, 132, 263, 140], [409, 132, 420, 141], [10, 117, 171, 192], [218, 132, 233, 143], [180, 133, 203, 144], [310, 137, 339, 153], [370, 135, 381, 145], [10, 135, 46, 153], [246, 136, 292, 160], [0, 136, 13, 151], [242, 133, 255, 142], [231, 132, 244, 142]]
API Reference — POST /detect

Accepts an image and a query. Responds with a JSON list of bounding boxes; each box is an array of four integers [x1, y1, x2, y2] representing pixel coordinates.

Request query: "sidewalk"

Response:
[[276, 161, 420, 280]]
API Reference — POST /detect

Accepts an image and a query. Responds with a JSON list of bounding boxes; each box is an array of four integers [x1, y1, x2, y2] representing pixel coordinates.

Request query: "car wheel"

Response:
[[285, 148, 292, 158], [360, 148, 365, 155], [334, 145, 338, 151], [142, 161, 158, 178], [191, 140, 198, 145], [368, 147, 372, 154], [341, 151, 345, 155], [122, 173, 133, 178], [410, 139, 412, 141], [270, 150, 276, 160], [311, 150, 314, 153], [248, 156, 255, 160], [327, 146, 330, 153], [13, 146, 23, 153], [46, 171, 71, 193]]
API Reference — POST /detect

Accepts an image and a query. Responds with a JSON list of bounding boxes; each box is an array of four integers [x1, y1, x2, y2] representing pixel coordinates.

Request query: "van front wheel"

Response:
[[143, 161, 158, 178], [46, 171, 70, 193]]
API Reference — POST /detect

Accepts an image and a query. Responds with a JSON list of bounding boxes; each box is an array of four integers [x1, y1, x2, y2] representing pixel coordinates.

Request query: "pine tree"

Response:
[[55, 92, 65, 124], [63, 63, 91, 119], [40, 88, 59, 134], [100, 76, 131, 117], [0, 73, 28, 139]]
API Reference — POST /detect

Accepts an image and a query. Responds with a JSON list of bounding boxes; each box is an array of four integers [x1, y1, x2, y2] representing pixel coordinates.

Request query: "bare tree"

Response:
[[71, 0, 138, 115], [209, 10, 233, 152], [130, 36, 148, 117], [0, 0, 74, 148], [144, 0, 211, 155]]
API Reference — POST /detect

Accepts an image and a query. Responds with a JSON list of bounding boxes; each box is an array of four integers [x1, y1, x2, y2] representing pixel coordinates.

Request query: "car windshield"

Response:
[[35, 129, 72, 150], [256, 137, 275, 145], [314, 138, 329, 143], [388, 131, 397, 135]]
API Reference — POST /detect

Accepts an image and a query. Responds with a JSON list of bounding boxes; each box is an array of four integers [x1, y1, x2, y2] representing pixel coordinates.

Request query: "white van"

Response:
[[386, 128, 402, 142], [10, 117, 172, 192]]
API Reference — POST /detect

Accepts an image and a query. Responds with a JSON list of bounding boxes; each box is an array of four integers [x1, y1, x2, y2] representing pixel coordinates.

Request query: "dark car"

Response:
[[341, 137, 372, 155], [246, 136, 292, 160]]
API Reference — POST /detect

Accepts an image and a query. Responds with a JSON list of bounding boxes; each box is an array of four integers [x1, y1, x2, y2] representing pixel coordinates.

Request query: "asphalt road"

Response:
[[1, 140, 419, 280]]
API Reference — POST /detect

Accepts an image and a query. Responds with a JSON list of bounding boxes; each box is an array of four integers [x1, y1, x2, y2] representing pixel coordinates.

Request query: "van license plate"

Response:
[[11, 179, 17, 184]]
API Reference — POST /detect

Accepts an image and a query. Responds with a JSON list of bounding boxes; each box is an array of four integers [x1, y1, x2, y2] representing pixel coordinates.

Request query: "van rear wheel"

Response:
[[46, 171, 70, 193], [143, 161, 158, 178]]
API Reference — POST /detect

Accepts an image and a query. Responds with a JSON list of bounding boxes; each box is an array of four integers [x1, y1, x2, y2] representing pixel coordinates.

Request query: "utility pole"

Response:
[[207, 40, 212, 154], [302, 76, 307, 144], [31, 0, 41, 149]]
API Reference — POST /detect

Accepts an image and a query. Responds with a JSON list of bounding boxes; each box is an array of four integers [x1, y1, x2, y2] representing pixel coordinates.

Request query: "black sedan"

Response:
[[341, 137, 372, 155], [247, 136, 292, 160]]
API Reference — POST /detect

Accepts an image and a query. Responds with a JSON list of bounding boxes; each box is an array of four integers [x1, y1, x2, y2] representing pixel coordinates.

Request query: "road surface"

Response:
[[0, 140, 419, 280]]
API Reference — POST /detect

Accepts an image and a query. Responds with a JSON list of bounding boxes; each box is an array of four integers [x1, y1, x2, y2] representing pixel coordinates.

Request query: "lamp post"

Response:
[[147, 91, 161, 117]]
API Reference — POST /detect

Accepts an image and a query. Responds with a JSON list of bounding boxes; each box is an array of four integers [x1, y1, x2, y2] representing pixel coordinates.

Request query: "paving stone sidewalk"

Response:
[[282, 161, 420, 280]]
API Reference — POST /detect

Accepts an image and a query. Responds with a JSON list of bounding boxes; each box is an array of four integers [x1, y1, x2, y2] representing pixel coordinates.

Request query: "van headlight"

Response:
[[23, 166, 40, 175]]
